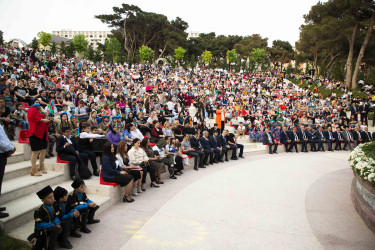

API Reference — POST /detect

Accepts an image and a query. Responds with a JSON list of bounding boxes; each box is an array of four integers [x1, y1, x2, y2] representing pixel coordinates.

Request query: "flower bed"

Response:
[[349, 142, 375, 186]]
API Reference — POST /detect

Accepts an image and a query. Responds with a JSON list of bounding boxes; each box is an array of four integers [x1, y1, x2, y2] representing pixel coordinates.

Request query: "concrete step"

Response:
[[8, 152, 25, 164], [5, 191, 110, 238], [0, 171, 67, 205]]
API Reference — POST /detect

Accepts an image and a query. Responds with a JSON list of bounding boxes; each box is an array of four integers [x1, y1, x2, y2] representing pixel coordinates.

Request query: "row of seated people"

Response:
[[262, 125, 372, 154]]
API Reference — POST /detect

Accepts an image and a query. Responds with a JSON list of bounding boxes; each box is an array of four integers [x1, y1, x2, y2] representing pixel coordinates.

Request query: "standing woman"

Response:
[[216, 105, 225, 134], [101, 142, 134, 203], [28, 101, 50, 176]]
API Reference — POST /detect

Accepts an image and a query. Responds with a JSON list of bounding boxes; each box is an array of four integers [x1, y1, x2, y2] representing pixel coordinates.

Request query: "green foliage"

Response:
[[59, 41, 67, 55], [226, 49, 238, 64], [37, 31, 52, 48], [85, 45, 95, 61], [249, 48, 267, 71], [72, 34, 88, 54], [30, 37, 39, 50], [201, 50, 212, 65], [0, 229, 30, 250], [104, 38, 121, 63], [138, 45, 153, 63], [269, 40, 294, 71], [66, 43, 75, 58], [0, 30, 4, 45], [174, 47, 186, 61], [50, 42, 57, 55], [234, 34, 268, 58]]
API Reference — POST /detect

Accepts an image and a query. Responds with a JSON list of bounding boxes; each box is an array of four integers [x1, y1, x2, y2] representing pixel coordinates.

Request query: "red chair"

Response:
[[99, 169, 118, 186], [18, 129, 30, 144], [150, 143, 156, 147], [56, 153, 70, 164]]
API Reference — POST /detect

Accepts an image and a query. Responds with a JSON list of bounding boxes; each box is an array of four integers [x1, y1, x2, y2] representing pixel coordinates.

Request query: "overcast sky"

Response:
[[0, 0, 324, 47]]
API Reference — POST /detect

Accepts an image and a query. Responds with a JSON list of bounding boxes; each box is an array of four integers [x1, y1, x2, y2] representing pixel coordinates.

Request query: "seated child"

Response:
[[66, 179, 100, 234], [237, 122, 246, 139], [54, 186, 80, 248], [13, 103, 29, 129], [31, 186, 62, 250]]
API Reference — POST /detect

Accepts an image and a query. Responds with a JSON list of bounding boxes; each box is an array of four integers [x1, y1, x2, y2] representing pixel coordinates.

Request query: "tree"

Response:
[[249, 48, 267, 71], [174, 47, 186, 65], [269, 40, 294, 71], [72, 34, 88, 54], [234, 34, 268, 58], [37, 31, 52, 49], [85, 45, 95, 61], [201, 50, 212, 65], [59, 41, 67, 55], [66, 43, 75, 58], [138, 45, 153, 63], [50, 42, 57, 55], [226, 49, 238, 70], [30, 37, 39, 51], [104, 38, 121, 63], [0, 30, 4, 45]]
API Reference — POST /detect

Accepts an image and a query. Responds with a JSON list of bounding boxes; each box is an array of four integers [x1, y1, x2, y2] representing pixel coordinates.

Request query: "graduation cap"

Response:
[[37, 185, 53, 199], [54, 186, 68, 201], [71, 178, 85, 189]]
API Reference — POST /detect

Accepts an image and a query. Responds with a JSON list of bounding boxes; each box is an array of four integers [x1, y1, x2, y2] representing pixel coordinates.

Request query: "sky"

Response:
[[0, 0, 325, 47]]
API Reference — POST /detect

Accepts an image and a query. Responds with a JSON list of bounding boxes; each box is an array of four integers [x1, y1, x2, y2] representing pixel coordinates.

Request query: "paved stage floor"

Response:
[[67, 151, 375, 250]]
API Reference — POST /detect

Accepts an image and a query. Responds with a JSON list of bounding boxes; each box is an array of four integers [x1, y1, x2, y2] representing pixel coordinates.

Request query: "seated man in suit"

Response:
[[324, 126, 334, 151], [333, 126, 343, 151], [225, 130, 244, 159], [289, 127, 300, 153], [200, 131, 215, 165], [56, 127, 89, 180], [209, 130, 224, 163], [306, 126, 316, 152], [263, 127, 278, 154], [314, 126, 325, 152], [352, 126, 363, 148], [216, 129, 230, 161], [361, 126, 372, 143], [298, 125, 309, 153], [189, 131, 206, 168], [280, 126, 292, 152], [342, 126, 353, 150]]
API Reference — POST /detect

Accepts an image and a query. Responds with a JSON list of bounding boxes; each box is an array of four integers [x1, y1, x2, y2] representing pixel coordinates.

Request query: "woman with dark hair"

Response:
[[140, 138, 167, 184], [150, 120, 165, 142], [106, 124, 121, 147], [28, 100, 50, 176], [116, 141, 143, 197], [128, 138, 159, 190], [0, 97, 16, 140], [101, 141, 135, 202]]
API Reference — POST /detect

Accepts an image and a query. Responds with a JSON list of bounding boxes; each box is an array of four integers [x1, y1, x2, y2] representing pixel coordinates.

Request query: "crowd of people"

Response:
[[0, 45, 375, 248]]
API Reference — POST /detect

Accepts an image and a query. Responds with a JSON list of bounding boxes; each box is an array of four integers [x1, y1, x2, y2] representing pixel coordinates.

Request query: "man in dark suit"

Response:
[[225, 130, 244, 159], [352, 126, 363, 148], [209, 130, 224, 162], [350, 103, 358, 122], [200, 131, 214, 165], [280, 126, 292, 152], [289, 127, 300, 153], [263, 127, 278, 154], [361, 126, 372, 143], [359, 100, 370, 125], [56, 127, 89, 180], [333, 127, 343, 151], [314, 126, 325, 152], [189, 131, 206, 168], [298, 125, 309, 152], [216, 130, 230, 161], [306, 126, 316, 152], [342, 126, 353, 150], [324, 126, 334, 151]]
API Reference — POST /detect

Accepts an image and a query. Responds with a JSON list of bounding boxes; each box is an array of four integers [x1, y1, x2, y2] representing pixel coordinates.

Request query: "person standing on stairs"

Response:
[[0, 124, 16, 218], [28, 101, 50, 176]]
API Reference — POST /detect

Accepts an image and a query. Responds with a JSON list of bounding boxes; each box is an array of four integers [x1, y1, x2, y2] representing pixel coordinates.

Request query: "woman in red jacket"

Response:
[[28, 102, 50, 176]]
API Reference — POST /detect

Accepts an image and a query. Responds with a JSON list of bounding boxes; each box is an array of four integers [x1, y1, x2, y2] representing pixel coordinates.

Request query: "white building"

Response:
[[52, 30, 111, 48], [187, 31, 200, 40]]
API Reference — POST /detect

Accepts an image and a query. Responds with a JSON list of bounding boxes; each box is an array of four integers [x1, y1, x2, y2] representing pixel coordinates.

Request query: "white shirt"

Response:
[[79, 132, 104, 139]]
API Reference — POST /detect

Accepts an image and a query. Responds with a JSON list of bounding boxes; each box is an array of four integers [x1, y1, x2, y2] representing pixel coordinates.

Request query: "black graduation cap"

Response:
[[71, 178, 85, 189], [54, 186, 68, 201], [37, 185, 53, 199]]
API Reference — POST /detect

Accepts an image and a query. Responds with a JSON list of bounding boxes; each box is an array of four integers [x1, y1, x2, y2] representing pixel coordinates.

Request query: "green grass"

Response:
[[290, 79, 369, 99], [0, 230, 31, 250]]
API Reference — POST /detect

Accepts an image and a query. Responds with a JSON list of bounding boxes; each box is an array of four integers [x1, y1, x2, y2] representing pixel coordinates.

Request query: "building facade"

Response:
[[52, 30, 111, 48]]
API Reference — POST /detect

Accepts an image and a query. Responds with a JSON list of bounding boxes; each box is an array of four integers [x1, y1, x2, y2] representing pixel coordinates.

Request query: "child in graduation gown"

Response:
[[54, 186, 80, 249], [66, 179, 100, 234], [31, 185, 61, 250]]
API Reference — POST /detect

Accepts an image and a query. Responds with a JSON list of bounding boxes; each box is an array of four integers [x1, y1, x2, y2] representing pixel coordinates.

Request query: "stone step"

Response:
[[8, 152, 25, 164], [0, 171, 67, 205]]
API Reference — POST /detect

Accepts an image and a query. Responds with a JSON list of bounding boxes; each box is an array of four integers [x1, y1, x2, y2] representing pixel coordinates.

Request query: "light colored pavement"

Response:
[[66, 151, 375, 250]]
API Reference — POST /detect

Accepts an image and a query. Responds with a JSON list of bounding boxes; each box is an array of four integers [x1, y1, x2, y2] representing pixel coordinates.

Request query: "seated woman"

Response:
[[87, 111, 103, 134], [101, 141, 135, 203], [150, 120, 165, 142], [140, 138, 167, 184], [106, 124, 121, 148], [172, 121, 183, 142], [162, 121, 174, 139], [128, 123, 144, 141], [152, 137, 177, 180], [116, 141, 143, 197], [128, 138, 159, 190]]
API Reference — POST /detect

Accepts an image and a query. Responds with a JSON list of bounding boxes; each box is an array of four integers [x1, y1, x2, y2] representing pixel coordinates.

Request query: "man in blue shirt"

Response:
[[0, 124, 16, 218]]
